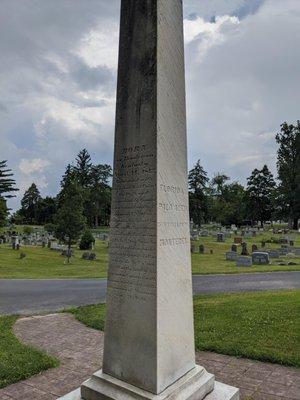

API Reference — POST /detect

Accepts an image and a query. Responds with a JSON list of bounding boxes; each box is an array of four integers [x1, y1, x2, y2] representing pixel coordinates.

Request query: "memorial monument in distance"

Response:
[[60, 1, 239, 399]]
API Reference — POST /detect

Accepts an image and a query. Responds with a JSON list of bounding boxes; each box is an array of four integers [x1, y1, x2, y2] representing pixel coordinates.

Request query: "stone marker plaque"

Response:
[[59, 1, 239, 399], [236, 256, 253, 267], [252, 252, 270, 265], [226, 251, 238, 261]]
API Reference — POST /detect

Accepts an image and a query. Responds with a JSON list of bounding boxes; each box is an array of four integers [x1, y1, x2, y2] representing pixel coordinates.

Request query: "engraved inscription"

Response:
[[159, 237, 188, 246], [109, 144, 156, 302]]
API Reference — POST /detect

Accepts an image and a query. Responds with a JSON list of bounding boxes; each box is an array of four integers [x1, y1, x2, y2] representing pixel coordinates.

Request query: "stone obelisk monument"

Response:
[[60, 1, 239, 399]]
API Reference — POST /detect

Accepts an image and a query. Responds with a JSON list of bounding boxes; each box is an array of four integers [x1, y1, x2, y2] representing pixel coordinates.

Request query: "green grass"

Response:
[[191, 231, 300, 275], [0, 315, 59, 388], [67, 290, 300, 368], [0, 240, 108, 279], [0, 231, 299, 278]]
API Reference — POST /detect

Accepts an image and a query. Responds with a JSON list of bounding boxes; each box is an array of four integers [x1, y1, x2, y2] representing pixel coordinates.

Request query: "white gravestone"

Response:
[[59, 1, 239, 399]]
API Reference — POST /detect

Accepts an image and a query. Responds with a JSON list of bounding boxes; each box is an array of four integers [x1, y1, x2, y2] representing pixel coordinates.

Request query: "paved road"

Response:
[[0, 271, 299, 315]]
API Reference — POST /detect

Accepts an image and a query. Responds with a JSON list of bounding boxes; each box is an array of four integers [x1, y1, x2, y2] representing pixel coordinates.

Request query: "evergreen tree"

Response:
[[0, 160, 18, 199], [0, 160, 18, 225], [276, 121, 300, 229], [188, 160, 209, 226], [87, 164, 112, 227], [36, 196, 57, 224], [188, 159, 209, 192], [20, 183, 41, 224], [74, 149, 92, 186], [55, 182, 86, 263], [0, 198, 8, 227], [246, 165, 276, 226]]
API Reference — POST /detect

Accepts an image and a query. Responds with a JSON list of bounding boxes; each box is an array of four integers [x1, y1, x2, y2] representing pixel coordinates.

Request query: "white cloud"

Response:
[[75, 25, 119, 70], [19, 158, 50, 175], [184, 15, 240, 61]]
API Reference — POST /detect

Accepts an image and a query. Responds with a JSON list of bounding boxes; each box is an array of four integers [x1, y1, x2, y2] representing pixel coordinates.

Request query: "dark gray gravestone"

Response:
[[252, 252, 270, 265]]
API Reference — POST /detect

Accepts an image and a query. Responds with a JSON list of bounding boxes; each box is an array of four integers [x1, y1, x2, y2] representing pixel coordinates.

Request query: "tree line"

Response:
[[0, 121, 299, 230], [189, 122, 300, 229], [10, 149, 112, 228]]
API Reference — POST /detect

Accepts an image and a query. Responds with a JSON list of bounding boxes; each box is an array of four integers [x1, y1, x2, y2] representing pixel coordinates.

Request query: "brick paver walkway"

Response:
[[0, 314, 299, 400]]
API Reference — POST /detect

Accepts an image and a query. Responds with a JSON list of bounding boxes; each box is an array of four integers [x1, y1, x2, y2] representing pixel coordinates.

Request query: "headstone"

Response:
[[278, 248, 289, 256], [268, 250, 280, 258], [11, 235, 19, 250], [289, 240, 294, 247], [252, 244, 258, 253], [191, 244, 197, 253], [226, 251, 238, 261], [82, 252, 90, 260], [59, 1, 238, 399], [217, 233, 225, 242], [234, 237, 243, 244], [241, 242, 249, 256], [252, 252, 269, 265], [231, 244, 238, 252], [236, 256, 253, 267], [199, 244, 205, 254]]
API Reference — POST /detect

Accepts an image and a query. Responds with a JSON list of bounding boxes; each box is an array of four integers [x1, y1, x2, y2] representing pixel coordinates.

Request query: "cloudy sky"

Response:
[[1, 0, 299, 210]]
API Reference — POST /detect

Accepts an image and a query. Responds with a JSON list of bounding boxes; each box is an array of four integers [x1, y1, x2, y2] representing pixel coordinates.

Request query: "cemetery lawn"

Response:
[[0, 315, 59, 388], [0, 231, 300, 278], [191, 232, 300, 275], [67, 290, 300, 368], [0, 241, 108, 279]]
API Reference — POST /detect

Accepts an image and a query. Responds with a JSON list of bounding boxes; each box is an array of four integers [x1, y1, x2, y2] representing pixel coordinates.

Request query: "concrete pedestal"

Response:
[[58, 372, 239, 400]]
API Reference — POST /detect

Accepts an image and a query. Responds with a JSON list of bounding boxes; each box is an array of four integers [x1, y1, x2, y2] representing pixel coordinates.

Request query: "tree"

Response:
[[36, 196, 57, 224], [55, 182, 86, 263], [276, 121, 300, 229], [86, 164, 112, 227], [20, 183, 41, 224], [188, 160, 209, 192], [0, 198, 8, 227], [74, 149, 92, 186], [0, 160, 18, 225], [0, 160, 18, 199], [210, 179, 246, 226], [188, 160, 209, 225], [211, 173, 230, 196], [246, 165, 276, 226]]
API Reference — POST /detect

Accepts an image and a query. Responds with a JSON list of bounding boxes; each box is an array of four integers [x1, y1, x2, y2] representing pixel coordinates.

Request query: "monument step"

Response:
[[58, 379, 239, 400], [80, 366, 214, 400]]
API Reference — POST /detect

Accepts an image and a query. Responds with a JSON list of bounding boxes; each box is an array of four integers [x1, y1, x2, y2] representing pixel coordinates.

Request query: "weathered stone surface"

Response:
[[59, 1, 239, 399], [100, 0, 195, 395], [81, 367, 214, 400]]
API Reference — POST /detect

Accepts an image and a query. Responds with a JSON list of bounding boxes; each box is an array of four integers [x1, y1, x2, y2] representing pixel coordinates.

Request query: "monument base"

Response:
[[58, 366, 239, 400]]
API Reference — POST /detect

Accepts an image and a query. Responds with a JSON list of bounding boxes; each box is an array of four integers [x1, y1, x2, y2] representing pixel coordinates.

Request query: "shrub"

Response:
[[79, 230, 95, 250]]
